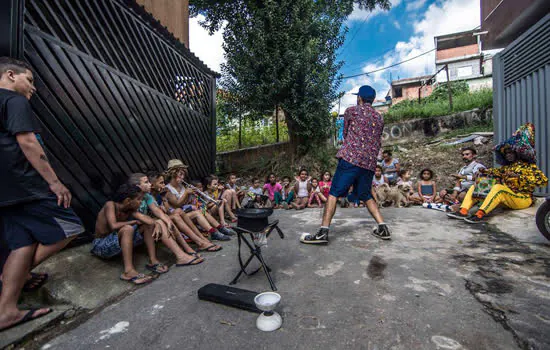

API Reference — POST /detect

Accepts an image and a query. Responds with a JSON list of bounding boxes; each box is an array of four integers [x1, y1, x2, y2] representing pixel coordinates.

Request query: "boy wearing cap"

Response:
[[301, 85, 392, 244]]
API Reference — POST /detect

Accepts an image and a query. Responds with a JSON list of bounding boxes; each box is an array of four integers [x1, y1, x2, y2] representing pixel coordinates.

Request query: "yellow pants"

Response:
[[461, 184, 532, 214]]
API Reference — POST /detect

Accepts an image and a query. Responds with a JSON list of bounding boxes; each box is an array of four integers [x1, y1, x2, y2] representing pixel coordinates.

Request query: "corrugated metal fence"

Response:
[[493, 13, 550, 196]]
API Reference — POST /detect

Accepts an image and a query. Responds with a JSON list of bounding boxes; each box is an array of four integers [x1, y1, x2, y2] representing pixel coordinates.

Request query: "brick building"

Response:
[[434, 30, 493, 91], [389, 75, 434, 105]]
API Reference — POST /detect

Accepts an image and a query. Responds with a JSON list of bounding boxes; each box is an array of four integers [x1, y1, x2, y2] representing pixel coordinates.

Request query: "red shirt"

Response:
[[319, 181, 331, 198], [336, 104, 383, 171]]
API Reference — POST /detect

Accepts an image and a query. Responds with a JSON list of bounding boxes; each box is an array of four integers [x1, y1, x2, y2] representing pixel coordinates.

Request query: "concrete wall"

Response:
[[217, 142, 292, 173], [392, 84, 433, 104], [382, 108, 493, 145], [436, 58, 482, 82]]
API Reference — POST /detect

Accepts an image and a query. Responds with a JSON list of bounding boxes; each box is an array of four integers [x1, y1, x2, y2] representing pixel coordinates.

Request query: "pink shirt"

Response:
[[263, 183, 283, 201], [319, 181, 331, 198], [336, 104, 384, 171]]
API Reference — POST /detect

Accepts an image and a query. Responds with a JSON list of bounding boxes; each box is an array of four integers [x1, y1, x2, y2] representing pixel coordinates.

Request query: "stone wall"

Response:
[[383, 108, 492, 145], [217, 142, 292, 173]]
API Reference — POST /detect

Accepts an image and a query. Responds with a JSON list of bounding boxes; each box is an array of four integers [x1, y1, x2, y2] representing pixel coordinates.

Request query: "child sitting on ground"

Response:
[[226, 174, 244, 207], [410, 168, 440, 205], [243, 178, 269, 208], [372, 165, 388, 187], [164, 160, 233, 242], [205, 176, 238, 225], [318, 171, 332, 205], [264, 173, 283, 208], [279, 176, 295, 210], [396, 169, 414, 202], [308, 178, 323, 208], [91, 185, 160, 285], [148, 172, 222, 254], [292, 169, 311, 210]]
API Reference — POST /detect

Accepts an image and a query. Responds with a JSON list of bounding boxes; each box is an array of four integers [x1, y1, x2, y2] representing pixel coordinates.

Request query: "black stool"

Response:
[[229, 209, 284, 291]]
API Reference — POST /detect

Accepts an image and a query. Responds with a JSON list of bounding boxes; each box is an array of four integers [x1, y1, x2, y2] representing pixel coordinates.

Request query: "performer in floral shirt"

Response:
[[448, 123, 548, 223], [301, 85, 391, 244]]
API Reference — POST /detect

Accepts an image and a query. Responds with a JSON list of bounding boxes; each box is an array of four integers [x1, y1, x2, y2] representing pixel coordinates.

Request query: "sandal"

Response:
[[0, 308, 52, 332], [198, 244, 223, 252], [176, 257, 204, 267], [119, 273, 154, 285], [145, 263, 169, 274], [22, 272, 49, 292]]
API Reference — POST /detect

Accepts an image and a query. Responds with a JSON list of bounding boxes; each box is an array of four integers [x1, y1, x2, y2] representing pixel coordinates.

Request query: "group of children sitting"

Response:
[[90, 157, 451, 284]]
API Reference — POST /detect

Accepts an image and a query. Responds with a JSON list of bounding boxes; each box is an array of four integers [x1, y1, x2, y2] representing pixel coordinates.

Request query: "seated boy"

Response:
[[91, 184, 155, 285]]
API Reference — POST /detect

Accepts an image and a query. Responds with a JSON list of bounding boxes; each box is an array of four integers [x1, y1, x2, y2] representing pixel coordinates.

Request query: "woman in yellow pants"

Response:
[[448, 123, 547, 223]]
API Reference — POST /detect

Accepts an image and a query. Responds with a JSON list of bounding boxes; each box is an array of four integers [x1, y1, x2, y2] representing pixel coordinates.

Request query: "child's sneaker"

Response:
[[300, 228, 329, 244], [372, 224, 391, 240], [219, 227, 236, 236], [211, 231, 231, 241]]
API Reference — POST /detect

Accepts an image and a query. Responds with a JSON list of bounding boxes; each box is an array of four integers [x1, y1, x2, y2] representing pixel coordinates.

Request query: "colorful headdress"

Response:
[[494, 123, 537, 165]]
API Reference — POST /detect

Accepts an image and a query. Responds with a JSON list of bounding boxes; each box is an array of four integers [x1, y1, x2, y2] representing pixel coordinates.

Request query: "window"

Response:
[[457, 66, 473, 78], [394, 87, 403, 98]]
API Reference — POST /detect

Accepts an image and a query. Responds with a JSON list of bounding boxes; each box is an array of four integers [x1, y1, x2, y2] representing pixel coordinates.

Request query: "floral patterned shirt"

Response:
[[485, 161, 548, 195], [336, 104, 384, 171]]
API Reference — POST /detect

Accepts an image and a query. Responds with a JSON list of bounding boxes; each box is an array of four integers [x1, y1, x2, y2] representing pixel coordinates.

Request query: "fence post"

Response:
[[0, 0, 24, 58], [445, 64, 453, 111], [275, 103, 279, 143]]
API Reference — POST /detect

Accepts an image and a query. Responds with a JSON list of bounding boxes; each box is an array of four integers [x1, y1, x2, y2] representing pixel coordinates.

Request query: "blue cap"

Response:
[[352, 85, 376, 102]]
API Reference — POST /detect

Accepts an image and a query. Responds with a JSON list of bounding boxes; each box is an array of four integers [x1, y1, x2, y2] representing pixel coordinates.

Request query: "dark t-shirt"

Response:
[[0, 88, 51, 207]]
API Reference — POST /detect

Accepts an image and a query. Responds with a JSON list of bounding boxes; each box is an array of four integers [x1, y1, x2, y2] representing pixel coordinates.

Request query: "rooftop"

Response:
[[391, 75, 434, 86]]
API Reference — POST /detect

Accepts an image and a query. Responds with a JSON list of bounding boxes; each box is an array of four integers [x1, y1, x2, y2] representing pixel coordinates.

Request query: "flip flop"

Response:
[[176, 257, 204, 267], [145, 263, 169, 274], [23, 272, 49, 292], [119, 273, 154, 285], [198, 244, 222, 252], [0, 308, 52, 333]]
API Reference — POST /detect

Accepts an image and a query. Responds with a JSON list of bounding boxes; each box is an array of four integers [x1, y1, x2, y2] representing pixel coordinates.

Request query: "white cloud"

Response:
[[337, 0, 482, 114], [406, 0, 428, 12], [392, 20, 401, 30], [347, 0, 402, 22], [189, 15, 225, 73]]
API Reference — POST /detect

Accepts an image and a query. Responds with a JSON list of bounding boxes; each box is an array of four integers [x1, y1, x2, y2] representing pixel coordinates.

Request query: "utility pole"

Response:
[[445, 64, 453, 111], [275, 104, 279, 143], [238, 113, 242, 149]]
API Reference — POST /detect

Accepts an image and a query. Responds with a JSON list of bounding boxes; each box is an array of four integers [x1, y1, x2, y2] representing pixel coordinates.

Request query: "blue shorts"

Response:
[[329, 159, 374, 201], [0, 195, 84, 250], [91, 225, 143, 259]]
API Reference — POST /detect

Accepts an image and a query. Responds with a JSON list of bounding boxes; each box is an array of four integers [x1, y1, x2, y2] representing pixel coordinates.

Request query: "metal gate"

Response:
[[493, 13, 550, 196], [7, 0, 217, 239]]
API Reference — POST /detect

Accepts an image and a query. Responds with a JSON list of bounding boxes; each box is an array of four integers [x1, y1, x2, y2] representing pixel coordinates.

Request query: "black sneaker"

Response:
[[219, 226, 236, 236], [372, 224, 391, 240], [211, 231, 231, 241], [446, 211, 468, 220], [464, 215, 486, 224], [300, 228, 329, 244]]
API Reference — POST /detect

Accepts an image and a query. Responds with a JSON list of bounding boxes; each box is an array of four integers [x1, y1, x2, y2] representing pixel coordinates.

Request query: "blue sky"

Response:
[[189, 0, 483, 113]]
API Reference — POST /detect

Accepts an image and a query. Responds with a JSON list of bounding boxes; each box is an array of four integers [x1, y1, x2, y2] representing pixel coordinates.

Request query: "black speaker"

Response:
[[198, 283, 262, 313]]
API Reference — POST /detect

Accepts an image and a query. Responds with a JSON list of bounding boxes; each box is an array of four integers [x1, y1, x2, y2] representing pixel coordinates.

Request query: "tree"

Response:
[[191, 0, 391, 153]]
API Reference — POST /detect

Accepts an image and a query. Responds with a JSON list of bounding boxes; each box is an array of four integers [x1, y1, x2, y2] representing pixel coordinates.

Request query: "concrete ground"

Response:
[[3, 205, 550, 350]]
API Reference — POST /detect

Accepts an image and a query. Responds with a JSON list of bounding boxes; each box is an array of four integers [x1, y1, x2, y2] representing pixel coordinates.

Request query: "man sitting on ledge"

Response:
[[447, 123, 547, 224]]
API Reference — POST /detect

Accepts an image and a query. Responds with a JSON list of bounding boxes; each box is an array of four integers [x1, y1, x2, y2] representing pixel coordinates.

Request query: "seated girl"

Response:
[[308, 178, 322, 208], [410, 168, 441, 205]]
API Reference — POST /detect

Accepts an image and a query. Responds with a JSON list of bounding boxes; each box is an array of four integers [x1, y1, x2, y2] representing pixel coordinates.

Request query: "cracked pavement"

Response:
[[31, 207, 550, 350]]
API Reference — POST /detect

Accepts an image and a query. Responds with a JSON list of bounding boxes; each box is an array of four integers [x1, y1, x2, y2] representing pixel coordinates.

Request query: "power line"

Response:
[[340, 48, 436, 80], [338, 14, 371, 60]]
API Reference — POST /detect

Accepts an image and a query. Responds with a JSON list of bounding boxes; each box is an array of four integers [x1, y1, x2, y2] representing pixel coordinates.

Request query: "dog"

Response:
[[387, 184, 411, 208], [374, 183, 391, 207], [376, 184, 410, 208]]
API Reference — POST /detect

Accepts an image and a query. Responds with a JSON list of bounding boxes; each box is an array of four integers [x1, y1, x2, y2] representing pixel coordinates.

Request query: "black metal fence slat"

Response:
[[25, 32, 118, 187], [40, 0, 83, 53], [64, 50, 142, 171]]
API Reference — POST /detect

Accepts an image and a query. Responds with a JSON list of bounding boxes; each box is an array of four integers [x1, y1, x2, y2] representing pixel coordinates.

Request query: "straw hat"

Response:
[[166, 159, 188, 171]]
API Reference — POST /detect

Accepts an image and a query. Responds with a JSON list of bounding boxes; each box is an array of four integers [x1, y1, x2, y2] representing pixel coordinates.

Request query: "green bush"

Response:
[[385, 87, 493, 124], [216, 119, 289, 152]]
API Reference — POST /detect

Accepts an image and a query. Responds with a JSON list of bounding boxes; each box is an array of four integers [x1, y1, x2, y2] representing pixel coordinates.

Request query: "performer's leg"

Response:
[[321, 195, 338, 227]]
